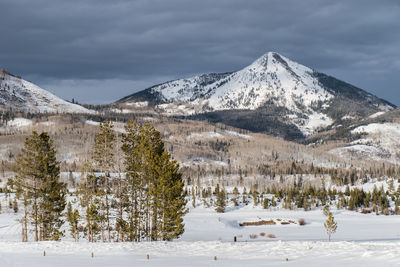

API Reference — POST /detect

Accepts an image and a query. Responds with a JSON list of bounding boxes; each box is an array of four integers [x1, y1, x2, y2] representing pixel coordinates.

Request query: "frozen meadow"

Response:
[[0, 195, 399, 267]]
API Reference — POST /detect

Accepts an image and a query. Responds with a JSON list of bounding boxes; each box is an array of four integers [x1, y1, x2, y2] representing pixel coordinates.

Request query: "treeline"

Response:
[[9, 120, 186, 242], [188, 181, 400, 215], [183, 160, 400, 190], [0, 110, 16, 126]]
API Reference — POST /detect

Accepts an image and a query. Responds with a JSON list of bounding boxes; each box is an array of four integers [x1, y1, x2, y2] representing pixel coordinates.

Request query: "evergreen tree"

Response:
[[263, 198, 269, 209], [215, 189, 226, 213], [67, 202, 80, 241], [252, 190, 259, 206], [155, 150, 187, 240], [122, 120, 186, 241], [38, 133, 67, 241], [324, 212, 337, 241], [93, 121, 116, 242], [232, 187, 239, 206], [78, 164, 102, 242], [191, 186, 196, 208], [12, 131, 66, 241]]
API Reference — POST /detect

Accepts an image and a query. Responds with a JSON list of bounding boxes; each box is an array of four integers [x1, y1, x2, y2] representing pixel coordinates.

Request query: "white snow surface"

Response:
[[186, 131, 224, 139], [110, 108, 135, 114], [1, 188, 400, 266], [331, 122, 400, 164], [368, 111, 386, 118], [0, 70, 93, 113], [4, 118, 32, 128], [85, 120, 126, 133], [0, 204, 399, 266], [126, 101, 149, 107], [224, 130, 251, 139]]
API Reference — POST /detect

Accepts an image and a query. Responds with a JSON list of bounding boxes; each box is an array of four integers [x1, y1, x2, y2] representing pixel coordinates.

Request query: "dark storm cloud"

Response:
[[0, 0, 399, 104]]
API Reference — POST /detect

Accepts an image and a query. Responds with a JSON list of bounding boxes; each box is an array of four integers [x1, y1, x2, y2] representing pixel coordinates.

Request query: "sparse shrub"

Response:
[[298, 218, 306, 226], [382, 208, 389, 215], [249, 234, 258, 239], [360, 208, 372, 214]]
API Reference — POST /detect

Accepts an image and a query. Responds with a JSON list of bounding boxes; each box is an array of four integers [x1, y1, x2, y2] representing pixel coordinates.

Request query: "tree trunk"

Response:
[[23, 200, 28, 242], [118, 173, 124, 242], [34, 197, 38, 242], [106, 193, 110, 242]]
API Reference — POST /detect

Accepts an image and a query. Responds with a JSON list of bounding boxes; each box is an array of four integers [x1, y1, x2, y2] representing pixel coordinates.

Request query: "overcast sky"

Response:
[[1, 0, 399, 105]]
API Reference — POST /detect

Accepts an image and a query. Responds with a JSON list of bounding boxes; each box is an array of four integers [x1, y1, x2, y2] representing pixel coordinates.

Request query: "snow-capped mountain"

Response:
[[0, 69, 92, 113], [119, 52, 395, 138]]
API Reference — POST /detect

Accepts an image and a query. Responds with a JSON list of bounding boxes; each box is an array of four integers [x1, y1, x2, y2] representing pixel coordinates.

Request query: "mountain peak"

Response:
[[252, 51, 279, 66], [259, 51, 281, 58], [118, 52, 395, 138], [250, 51, 304, 75]]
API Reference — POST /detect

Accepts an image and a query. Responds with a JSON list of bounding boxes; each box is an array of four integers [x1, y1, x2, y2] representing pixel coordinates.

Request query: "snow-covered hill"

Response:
[[331, 122, 400, 164], [119, 52, 395, 138], [0, 69, 92, 113]]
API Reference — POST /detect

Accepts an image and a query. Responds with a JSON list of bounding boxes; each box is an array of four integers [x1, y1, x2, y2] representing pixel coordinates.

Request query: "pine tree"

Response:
[[122, 120, 148, 241], [271, 196, 277, 207], [78, 164, 102, 242], [215, 189, 226, 213], [122, 120, 187, 241], [12, 131, 66, 241], [324, 212, 337, 241], [12, 131, 42, 242], [155, 150, 187, 241], [263, 198, 269, 209], [92, 121, 116, 242], [191, 186, 196, 208], [67, 202, 80, 241], [252, 190, 259, 206], [233, 187, 239, 206], [113, 131, 126, 242]]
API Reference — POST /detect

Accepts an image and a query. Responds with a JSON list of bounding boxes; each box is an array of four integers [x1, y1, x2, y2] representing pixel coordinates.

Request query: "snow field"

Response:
[[331, 122, 400, 164], [0, 178, 400, 266], [0, 240, 399, 267]]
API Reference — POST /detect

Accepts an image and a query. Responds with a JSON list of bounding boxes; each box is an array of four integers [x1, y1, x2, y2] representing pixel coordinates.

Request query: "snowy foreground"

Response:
[[1, 203, 400, 266], [0, 240, 399, 267]]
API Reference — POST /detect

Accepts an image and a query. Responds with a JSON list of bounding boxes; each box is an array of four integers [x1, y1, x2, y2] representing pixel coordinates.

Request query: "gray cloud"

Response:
[[0, 0, 399, 104]]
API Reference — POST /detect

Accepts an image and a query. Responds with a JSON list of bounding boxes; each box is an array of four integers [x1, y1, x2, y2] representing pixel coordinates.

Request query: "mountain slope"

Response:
[[0, 69, 92, 113], [118, 52, 395, 139]]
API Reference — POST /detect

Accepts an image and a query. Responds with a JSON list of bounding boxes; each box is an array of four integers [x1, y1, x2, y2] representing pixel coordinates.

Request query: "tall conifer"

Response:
[[12, 131, 66, 241]]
